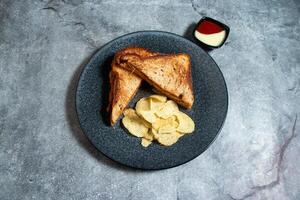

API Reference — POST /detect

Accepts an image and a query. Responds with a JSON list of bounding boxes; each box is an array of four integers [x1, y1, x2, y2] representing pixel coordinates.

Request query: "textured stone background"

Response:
[[0, 0, 299, 199]]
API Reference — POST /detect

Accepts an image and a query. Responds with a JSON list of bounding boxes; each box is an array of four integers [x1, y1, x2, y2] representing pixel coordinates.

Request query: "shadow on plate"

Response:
[[99, 54, 113, 126], [65, 49, 144, 173]]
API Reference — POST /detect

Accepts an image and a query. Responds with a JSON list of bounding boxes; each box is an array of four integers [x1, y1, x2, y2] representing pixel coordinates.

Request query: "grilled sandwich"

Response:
[[119, 53, 194, 109], [108, 47, 158, 125]]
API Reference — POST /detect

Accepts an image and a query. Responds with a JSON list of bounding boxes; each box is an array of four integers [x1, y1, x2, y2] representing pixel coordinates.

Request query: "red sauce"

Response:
[[196, 20, 223, 34]]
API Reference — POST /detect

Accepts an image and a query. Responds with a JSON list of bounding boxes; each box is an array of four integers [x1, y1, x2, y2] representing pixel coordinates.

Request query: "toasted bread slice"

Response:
[[108, 47, 158, 125], [119, 53, 194, 109]]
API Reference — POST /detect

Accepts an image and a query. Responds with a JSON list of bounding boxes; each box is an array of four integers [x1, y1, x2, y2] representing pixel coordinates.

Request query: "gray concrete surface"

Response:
[[0, 0, 299, 199]]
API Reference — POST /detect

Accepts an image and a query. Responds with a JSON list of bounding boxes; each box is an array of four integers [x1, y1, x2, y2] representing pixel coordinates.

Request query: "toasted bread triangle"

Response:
[[119, 53, 194, 108], [108, 47, 158, 125]]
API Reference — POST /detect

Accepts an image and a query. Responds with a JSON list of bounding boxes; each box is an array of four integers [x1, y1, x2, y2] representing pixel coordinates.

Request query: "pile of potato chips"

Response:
[[122, 95, 195, 147]]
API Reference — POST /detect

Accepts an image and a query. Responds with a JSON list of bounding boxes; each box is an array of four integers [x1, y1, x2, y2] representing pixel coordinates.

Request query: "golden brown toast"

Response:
[[119, 53, 194, 109], [108, 47, 158, 125]]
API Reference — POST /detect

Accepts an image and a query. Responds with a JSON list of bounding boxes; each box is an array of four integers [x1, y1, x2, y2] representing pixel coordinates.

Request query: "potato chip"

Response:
[[150, 128, 160, 140], [143, 130, 154, 141], [151, 128, 158, 134], [152, 116, 178, 130], [136, 97, 151, 113], [124, 108, 136, 116], [175, 111, 195, 133], [122, 95, 195, 148], [136, 97, 159, 123], [149, 95, 167, 102], [158, 125, 177, 134], [141, 118, 152, 128], [149, 98, 165, 111], [138, 110, 157, 123], [122, 109, 148, 137], [141, 138, 152, 147], [156, 132, 183, 146], [155, 100, 179, 119]]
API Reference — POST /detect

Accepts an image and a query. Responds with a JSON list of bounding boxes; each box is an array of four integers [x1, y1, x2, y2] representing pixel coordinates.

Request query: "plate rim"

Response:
[[75, 30, 229, 170]]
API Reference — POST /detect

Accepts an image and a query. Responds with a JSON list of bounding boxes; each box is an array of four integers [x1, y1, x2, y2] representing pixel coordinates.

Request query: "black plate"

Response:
[[76, 31, 228, 170]]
